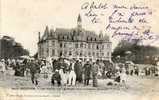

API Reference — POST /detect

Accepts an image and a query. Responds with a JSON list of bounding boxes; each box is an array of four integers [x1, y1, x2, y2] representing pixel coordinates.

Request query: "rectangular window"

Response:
[[52, 41, 55, 46], [93, 52, 95, 56], [80, 43, 83, 48], [47, 48, 49, 56], [64, 43, 66, 48], [75, 43, 78, 48], [60, 43, 63, 48], [88, 52, 91, 56], [107, 52, 109, 56], [80, 51, 82, 56], [64, 50, 67, 56], [60, 51, 62, 56], [52, 49, 55, 56], [92, 44, 94, 49], [75, 51, 78, 56], [107, 44, 110, 48], [96, 53, 99, 57], [88, 44, 91, 49], [69, 51, 72, 56], [102, 53, 104, 56], [102, 45, 104, 49], [96, 45, 99, 50]]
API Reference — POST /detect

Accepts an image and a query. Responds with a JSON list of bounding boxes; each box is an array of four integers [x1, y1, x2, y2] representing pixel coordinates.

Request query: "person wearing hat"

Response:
[[91, 60, 99, 87], [29, 60, 40, 85], [83, 60, 92, 86], [0, 59, 6, 80], [74, 60, 83, 83]]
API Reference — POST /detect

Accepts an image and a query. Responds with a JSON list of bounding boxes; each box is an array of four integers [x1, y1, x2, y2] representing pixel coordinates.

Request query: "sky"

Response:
[[1, 0, 159, 56]]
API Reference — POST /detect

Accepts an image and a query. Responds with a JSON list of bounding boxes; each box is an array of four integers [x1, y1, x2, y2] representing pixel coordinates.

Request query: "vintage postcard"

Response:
[[0, 0, 159, 100]]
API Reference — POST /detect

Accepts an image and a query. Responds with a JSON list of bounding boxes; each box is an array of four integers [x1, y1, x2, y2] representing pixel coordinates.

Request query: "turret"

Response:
[[77, 14, 82, 28], [44, 26, 49, 36]]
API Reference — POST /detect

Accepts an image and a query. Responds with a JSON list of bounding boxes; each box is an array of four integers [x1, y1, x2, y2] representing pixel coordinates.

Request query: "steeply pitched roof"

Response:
[[40, 26, 110, 42], [55, 28, 72, 35]]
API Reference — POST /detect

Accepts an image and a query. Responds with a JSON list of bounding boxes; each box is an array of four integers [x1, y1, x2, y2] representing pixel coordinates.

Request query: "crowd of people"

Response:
[[0, 57, 159, 87]]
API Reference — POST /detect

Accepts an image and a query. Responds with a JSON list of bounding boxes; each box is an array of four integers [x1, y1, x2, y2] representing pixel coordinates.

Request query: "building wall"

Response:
[[38, 38, 112, 61]]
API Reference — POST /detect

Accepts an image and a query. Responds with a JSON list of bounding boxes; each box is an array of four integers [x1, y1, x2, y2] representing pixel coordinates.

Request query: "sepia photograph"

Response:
[[0, 0, 159, 100]]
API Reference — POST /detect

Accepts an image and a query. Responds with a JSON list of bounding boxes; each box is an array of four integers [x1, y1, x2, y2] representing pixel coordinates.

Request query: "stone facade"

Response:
[[38, 14, 112, 61]]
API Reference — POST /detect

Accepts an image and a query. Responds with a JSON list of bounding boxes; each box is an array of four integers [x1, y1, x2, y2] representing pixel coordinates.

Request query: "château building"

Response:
[[38, 14, 112, 61]]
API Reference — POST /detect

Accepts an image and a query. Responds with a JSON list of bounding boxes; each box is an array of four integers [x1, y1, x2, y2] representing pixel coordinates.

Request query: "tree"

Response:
[[112, 39, 159, 64], [0, 36, 29, 59]]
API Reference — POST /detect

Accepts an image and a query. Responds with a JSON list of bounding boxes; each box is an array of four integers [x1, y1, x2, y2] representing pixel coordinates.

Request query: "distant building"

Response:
[[38, 14, 112, 61]]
